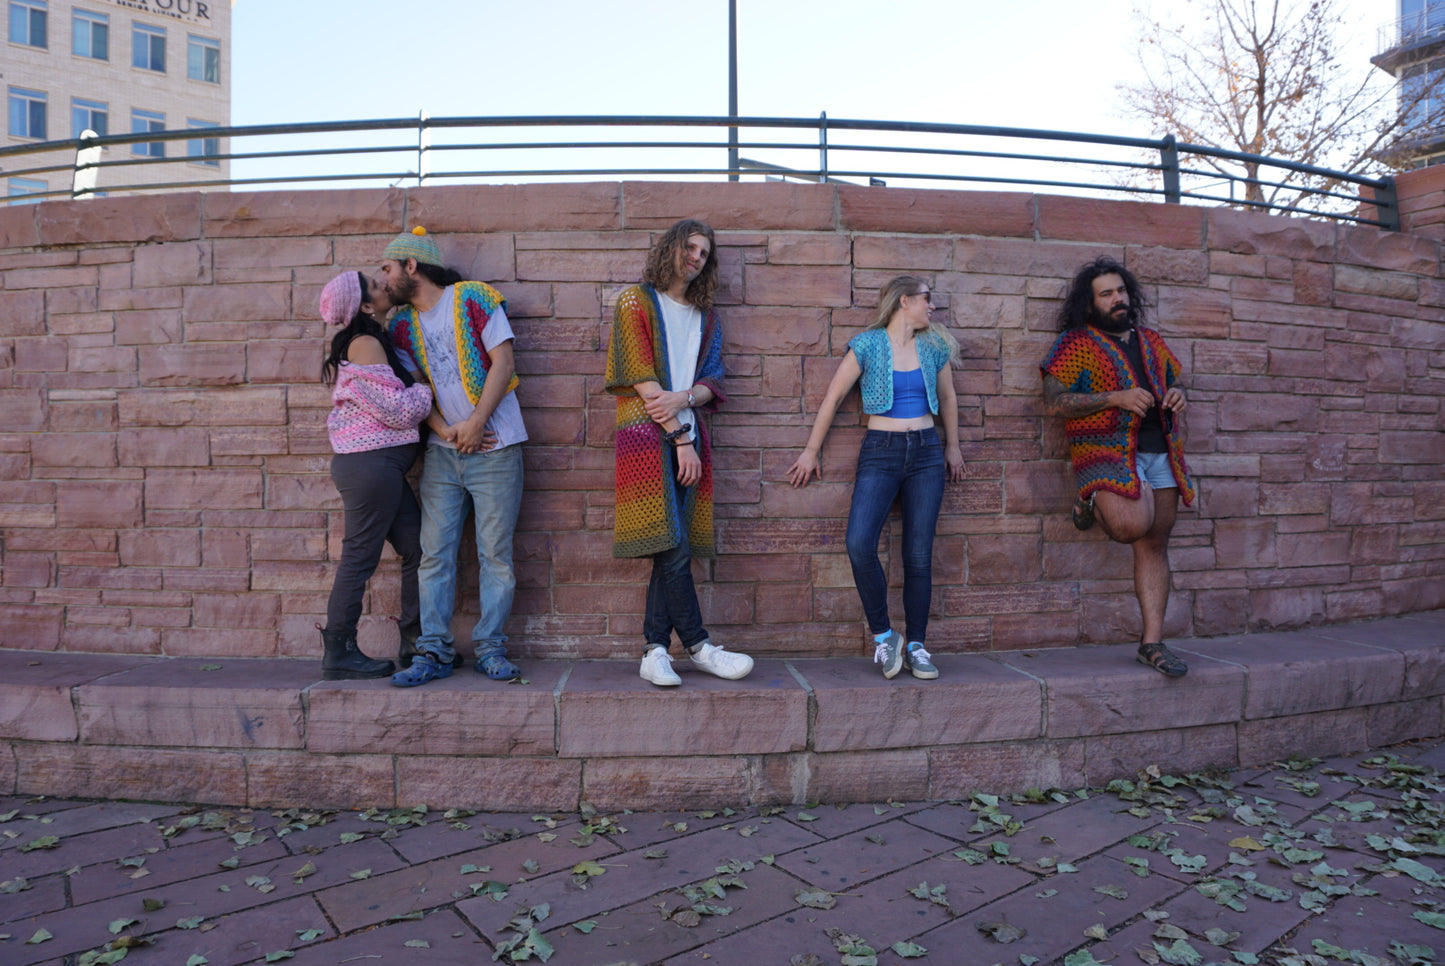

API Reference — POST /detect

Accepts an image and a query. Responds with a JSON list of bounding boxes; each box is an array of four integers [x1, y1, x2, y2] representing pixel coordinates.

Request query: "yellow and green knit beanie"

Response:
[[383, 226, 443, 267]]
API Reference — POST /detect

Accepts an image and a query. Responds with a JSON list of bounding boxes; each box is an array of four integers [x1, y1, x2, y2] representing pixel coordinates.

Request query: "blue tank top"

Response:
[[882, 369, 929, 418]]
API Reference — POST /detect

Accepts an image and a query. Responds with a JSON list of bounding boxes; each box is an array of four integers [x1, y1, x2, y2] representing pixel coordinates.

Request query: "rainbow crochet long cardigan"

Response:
[[605, 284, 727, 559], [387, 281, 519, 404], [1039, 325, 1195, 506]]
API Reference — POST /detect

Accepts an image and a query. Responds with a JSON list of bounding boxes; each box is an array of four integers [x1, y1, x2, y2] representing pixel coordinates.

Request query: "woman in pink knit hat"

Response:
[[317, 271, 433, 679]]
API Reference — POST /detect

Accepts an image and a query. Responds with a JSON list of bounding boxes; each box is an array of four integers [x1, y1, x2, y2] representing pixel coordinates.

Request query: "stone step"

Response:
[[2, 611, 1441, 812]]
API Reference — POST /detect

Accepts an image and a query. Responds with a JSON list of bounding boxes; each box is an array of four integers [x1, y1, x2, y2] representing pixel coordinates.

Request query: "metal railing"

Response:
[[1378, 11, 1445, 56], [0, 114, 1398, 229]]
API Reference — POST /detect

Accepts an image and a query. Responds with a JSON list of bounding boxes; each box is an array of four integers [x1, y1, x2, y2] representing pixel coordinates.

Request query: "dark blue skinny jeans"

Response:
[[643, 472, 708, 653], [844, 428, 945, 644]]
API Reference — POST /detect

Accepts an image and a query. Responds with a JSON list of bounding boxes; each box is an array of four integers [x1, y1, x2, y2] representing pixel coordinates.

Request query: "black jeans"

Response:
[[325, 443, 422, 636], [642, 473, 707, 653]]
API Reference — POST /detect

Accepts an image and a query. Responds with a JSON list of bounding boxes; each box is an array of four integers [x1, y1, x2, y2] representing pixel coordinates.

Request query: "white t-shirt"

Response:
[[657, 290, 702, 435], [407, 288, 527, 451]]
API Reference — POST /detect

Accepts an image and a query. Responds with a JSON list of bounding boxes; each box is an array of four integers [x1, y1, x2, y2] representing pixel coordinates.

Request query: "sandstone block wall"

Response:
[[1, 178, 1442, 660]]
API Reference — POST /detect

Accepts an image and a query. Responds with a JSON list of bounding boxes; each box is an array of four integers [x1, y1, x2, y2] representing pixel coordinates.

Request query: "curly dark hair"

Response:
[[642, 219, 719, 309], [1056, 256, 1147, 332]]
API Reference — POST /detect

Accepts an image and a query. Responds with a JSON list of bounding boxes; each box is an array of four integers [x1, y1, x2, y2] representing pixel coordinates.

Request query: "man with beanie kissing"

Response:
[[380, 227, 528, 687]]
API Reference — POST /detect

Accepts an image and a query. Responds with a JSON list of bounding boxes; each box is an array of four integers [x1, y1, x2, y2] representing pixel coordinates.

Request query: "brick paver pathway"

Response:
[[3, 739, 1443, 965]]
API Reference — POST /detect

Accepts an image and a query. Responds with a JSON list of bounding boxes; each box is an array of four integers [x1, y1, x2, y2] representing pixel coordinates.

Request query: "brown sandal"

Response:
[[1071, 495, 1095, 531], [1137, 642, 1187, 677]]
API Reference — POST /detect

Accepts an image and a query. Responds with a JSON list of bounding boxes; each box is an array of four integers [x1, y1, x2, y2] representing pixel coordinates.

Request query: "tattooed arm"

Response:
[[1042, 375, 1154, 418]]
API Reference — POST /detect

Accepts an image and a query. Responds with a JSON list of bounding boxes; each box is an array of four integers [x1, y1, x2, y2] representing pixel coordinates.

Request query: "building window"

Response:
[[131, 22, 164, 72], [8, 177, 47, 203], [187, 34, 219, 83], [72, 97, 107, 137], [131, 108, 164, 157], [187, 119, 219, 166], [8, 86, 46, 140], [72, 8, 107, 60], [8, 0, 47, 48]]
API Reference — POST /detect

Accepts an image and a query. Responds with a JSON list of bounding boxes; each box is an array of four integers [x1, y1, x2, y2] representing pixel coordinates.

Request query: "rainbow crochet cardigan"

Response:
[[1039, 325, 1195, 506], [388, 281, 519, 404], [604, 284, 727, 559]]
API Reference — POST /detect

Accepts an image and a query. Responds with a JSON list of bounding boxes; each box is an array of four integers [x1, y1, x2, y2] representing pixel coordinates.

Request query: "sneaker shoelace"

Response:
[[873, 641, 892, 664], [908, 646, 932, 664]]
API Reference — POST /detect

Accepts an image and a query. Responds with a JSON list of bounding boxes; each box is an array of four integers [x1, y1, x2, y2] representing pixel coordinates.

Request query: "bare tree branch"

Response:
[[1118, 0, 1445, 213]]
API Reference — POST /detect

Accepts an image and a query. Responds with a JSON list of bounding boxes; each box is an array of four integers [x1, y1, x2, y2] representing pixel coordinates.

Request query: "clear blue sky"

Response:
[[228, 0, 1387, 188]]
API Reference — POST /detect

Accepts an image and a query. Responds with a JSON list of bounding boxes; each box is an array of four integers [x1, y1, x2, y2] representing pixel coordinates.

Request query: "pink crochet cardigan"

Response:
[[327, 362, 433, 454]]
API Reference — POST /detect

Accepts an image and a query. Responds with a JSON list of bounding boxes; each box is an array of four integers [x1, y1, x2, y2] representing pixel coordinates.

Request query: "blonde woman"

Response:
[[787, 276, 962, 680]]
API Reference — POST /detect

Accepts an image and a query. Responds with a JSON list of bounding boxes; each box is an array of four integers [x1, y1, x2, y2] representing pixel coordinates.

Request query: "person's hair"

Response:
[[415, 261, 465, 288], [1057, 256, 1147, 331], [642, 219, 719, 309], [868, 275, 960, 363], [322, 271, 415, 387]]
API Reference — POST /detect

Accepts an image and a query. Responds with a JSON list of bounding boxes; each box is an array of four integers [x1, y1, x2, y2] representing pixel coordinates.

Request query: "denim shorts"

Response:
[[1137, 451, 1177, 490]]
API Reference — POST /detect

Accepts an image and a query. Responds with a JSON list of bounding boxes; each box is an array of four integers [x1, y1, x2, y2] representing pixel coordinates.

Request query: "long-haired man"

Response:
[[605, 219, 754, 686], [1040, 257, 1194, 677]]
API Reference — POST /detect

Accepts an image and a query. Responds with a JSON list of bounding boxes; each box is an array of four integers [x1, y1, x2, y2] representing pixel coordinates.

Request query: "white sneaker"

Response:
[[688, 641, 754, 680], [640, 647, 681, 687]]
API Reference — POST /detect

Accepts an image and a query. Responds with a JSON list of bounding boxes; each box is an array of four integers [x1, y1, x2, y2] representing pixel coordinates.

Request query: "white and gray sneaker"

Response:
[[688, 641, 754, 680], [640, 647, 681, 687], [873, 630, 904, 679]]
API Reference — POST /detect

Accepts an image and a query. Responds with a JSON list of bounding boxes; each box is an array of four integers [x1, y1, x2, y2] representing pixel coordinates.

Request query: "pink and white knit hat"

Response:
[[319, 271, 363, 327]]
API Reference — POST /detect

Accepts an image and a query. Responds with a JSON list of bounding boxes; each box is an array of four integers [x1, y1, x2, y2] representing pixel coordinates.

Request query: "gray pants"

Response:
[[325, 443, 422, 635]]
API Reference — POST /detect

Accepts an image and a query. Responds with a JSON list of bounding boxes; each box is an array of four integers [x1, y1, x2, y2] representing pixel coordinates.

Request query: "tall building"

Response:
[[1374, 0, 1445, 167], [3, 0, 230, 202]]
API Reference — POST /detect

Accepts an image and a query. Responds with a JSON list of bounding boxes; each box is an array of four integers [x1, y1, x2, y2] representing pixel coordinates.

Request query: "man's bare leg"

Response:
[[1093, 487, 1155, 544], [1133, 487, 1177, 644]]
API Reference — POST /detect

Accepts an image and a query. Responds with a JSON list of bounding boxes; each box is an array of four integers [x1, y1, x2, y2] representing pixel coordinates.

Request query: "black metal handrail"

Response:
[[0, 114, 1397, 230]]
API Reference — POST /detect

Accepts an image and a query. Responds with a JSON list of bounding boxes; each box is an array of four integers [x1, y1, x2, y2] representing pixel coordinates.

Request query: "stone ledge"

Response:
[[2, 612, 1441, 810]]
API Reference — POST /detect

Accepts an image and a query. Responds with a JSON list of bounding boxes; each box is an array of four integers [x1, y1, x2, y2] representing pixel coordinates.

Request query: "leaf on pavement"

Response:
[[1153, 939, 1203, 965], [976, 920, 1025, 943], [795, 890, 837, 909]]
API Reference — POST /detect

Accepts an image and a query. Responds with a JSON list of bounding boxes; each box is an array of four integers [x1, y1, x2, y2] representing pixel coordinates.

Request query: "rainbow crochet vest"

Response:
[[388, 281, 519, 403], [1040, 325, 1194, 506]]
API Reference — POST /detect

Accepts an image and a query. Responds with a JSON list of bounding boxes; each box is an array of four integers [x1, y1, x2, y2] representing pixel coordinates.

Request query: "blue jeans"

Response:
[[845, 428, 945, 644], [642, 472, 708, 653], [416, 442, 523, 664]]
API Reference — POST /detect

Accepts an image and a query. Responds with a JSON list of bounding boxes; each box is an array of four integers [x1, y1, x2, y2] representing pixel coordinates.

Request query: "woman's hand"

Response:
[[675, 442, 702, 486], [945, 444, 965, 482], [642, 389, 687, 425], [786, 451, 821, 488]]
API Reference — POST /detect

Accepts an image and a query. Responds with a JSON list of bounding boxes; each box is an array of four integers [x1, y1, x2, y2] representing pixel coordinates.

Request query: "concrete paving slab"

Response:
[[281, 908, 487, 965], [769, 818, 963, 891], [902, 852, 1188, 965], [455, 817, 823, 941], [76, 658, 317, 749], [306, 660, 567, 756], [0, 651, 152, 741], [314, 826, 623, 933], [803, 653, 1043, 751], [990, 643, 1244, 737]]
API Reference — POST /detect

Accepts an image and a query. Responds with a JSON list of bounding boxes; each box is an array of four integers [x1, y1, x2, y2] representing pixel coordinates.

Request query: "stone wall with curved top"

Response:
[[0, 177, 1442, 661]]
